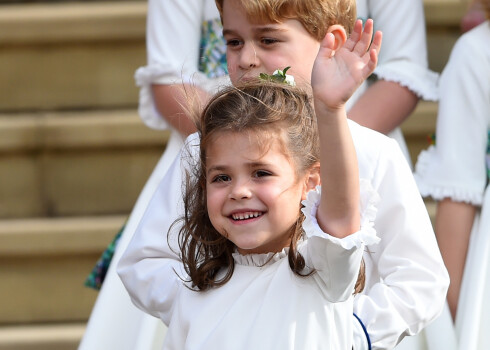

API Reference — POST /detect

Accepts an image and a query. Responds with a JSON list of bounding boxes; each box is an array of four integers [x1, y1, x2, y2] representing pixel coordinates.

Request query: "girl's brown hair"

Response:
[[178, 81, 365, 293], [215, 0, 357, 39]]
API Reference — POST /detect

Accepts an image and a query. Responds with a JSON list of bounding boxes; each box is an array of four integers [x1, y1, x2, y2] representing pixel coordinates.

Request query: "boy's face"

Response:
[[222, 0, 321, 87]]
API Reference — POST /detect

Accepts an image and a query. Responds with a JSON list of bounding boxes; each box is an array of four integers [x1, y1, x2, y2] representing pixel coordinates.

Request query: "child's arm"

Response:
[[312, 19, 382, 238], [136, 0, 223, 136], [152, 84, 207, 137]]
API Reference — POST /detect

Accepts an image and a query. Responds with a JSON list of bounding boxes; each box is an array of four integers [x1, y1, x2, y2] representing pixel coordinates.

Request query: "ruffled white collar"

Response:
[[232, 248, 289, 267]]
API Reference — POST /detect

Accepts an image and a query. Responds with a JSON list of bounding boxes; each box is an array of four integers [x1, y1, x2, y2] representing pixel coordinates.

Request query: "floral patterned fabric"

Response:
[[199, 18, 228, 78], [85, 224, 124, 290]]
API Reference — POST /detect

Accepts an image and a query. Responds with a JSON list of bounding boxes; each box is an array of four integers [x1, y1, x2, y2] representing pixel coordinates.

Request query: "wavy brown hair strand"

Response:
[[178, 81, 365, 293]]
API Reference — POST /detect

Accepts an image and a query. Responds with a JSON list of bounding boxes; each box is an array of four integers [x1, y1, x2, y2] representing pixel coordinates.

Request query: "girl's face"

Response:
[[222, 0, 320, 87], [205, 131, 315, 255]]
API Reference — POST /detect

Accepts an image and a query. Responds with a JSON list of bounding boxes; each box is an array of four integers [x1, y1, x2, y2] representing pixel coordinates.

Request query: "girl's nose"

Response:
[[229, 179, 252, 200], [238, 41, 259, 70]]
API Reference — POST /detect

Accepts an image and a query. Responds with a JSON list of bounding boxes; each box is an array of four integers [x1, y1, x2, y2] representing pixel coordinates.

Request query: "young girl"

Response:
[[159, 25, 380, 348], [415, 3, 490, 349]]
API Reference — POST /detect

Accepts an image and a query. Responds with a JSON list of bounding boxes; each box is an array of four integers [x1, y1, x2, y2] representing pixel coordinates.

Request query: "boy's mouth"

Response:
[[231, 211, 263, 221]]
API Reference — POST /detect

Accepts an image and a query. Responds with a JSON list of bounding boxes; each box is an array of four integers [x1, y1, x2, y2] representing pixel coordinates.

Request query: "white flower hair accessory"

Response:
[[259, 66, 296, 86]]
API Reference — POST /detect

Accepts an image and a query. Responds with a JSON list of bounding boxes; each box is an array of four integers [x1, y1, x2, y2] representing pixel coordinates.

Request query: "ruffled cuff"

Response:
[[134, 64, 231, 130], [301, 179, 380, 249], [374, 61, 439, 101], [414, 146, 484, 205]]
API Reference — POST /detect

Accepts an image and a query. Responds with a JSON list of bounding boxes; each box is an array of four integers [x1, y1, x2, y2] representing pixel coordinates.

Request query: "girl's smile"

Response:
[[229, 210, 264, 222]]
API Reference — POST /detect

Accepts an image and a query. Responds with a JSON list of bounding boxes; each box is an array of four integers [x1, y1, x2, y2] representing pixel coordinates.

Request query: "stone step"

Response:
[[0, 1, 146, 111], [0, 323, 85, 350], [0, 109, 168, 219], [0, 215, 125, 324], [0, 0, 465, 111]]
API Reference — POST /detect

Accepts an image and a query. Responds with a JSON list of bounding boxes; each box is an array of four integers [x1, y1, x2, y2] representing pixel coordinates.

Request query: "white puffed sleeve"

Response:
[[349, 122, 449, 350], [357, 0, 438, 100], [300, 181, 380, 302], [117, 133, 201, 324], [415, 23, 490, 205], [135, 0, 230, 130]]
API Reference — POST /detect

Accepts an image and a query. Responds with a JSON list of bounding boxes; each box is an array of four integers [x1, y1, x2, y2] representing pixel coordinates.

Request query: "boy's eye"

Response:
[[254, 170, 272, 178], [212, 174, 231, 183], [261, 37, 279, 45], [225, 39, 242, 47]]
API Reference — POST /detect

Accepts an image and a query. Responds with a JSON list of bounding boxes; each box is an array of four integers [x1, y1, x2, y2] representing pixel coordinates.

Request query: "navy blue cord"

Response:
[[353, 313, 371, 350]]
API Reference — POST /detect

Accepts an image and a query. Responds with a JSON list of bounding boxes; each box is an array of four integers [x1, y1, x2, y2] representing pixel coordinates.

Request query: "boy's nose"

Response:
[[238, 42, 259, 69]]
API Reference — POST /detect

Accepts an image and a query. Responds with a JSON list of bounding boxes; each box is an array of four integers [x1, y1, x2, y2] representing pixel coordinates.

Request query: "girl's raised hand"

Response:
[[311, 19, 382, 113]]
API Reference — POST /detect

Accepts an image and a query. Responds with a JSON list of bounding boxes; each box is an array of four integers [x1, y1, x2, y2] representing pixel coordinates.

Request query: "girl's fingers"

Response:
[[369, 31, 383, 57], [343, 19, 363, 51], [362, 48, 379, 77], [353, 19, 374, 55]]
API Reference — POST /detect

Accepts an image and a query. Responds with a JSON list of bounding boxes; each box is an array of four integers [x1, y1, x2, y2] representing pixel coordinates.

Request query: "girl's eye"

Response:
[[212, 174, 231, 183], [254, 170, 272, 178]]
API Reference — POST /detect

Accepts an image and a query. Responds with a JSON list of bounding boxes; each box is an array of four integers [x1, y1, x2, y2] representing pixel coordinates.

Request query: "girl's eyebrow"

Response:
[[207, 161, 273, 175], [207, 165, 229, 176]]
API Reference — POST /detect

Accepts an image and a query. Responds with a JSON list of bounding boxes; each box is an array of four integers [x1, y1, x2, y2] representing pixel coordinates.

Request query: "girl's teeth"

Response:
[[232, 212, 261, 220]]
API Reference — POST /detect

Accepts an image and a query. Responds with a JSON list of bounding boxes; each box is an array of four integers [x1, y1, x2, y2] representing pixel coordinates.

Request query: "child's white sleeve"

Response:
[[134, 0, 205, 130], [300, 181, 380, 303], [415, 28, 490, 204], [367, 0, 438, 101], [117, 133, 200, 325], [353, 136, 450, 350]]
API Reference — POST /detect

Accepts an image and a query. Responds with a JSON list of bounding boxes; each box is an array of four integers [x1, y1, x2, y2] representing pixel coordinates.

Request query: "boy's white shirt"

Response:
[[118, 120, 449, 350]]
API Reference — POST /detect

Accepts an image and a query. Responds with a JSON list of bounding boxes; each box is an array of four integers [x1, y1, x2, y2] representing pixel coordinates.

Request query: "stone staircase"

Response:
[[0, 0, 466, 348]]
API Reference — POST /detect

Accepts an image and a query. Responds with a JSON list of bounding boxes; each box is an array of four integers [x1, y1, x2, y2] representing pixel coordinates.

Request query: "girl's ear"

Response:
[[301, 163, 321, 200], [326, 24, 347, 51]]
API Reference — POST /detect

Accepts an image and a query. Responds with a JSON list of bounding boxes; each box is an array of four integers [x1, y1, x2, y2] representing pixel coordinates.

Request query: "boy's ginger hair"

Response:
[[484, 0, 490, 20], [215, 0, 357, 39]]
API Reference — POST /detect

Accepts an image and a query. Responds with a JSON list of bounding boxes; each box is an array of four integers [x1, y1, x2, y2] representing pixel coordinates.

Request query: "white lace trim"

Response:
[[232, 248, 288, 266], [374, 61, 439, 101], [414, 146, 484, 205], [301, 179, 380, 250]]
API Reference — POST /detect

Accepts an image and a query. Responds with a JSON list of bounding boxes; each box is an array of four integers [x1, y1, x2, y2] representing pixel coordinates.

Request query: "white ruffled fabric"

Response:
[[415, 146, 485, 206], [232, 249, 288, 267], [301, 179, 380, 250], [356, 0, 439, 102], [374, 61, 439, 101]]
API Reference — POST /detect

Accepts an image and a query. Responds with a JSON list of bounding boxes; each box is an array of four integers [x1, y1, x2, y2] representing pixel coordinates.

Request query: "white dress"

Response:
[[78, 1, 228, 349], [414, 21, 490, 350], [119, 121, 449, 350], [159, 185, 379, 350]]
